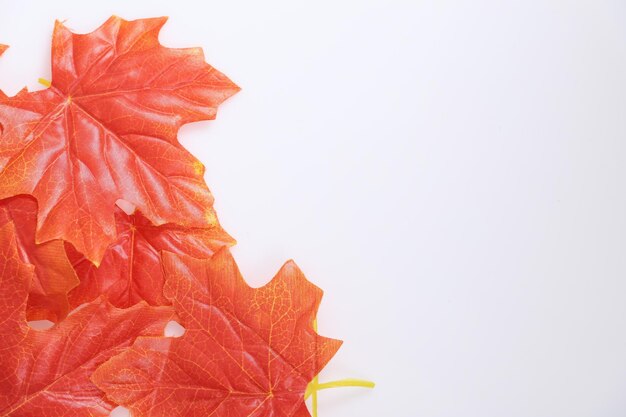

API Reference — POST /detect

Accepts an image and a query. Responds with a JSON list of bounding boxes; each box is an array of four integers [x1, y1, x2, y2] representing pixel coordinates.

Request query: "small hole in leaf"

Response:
[[110, 406, 130, 417], [115, 199, 136, 215], [164, 320, 186, 338], [27, 320, 54, 330]]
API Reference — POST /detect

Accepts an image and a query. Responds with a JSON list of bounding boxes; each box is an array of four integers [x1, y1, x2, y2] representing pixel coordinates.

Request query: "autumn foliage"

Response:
[[0, 16, 342, 417]]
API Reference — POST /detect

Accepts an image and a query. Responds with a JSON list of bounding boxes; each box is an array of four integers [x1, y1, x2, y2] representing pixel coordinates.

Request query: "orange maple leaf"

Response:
[[0, 17, 239, 263], [66, 207, 234, 309], [93, 248, 342, 417], [0, 219, 173, 417], [0, 195, 78, 322]]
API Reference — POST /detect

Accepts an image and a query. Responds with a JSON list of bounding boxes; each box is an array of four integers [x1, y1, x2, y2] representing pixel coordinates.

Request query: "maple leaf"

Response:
[[66, 206, 234, 309], [93, 248, 342, 417], [0, 216, 174, 417], [0, 16, 239, 263], [0, 195, 79, 322]]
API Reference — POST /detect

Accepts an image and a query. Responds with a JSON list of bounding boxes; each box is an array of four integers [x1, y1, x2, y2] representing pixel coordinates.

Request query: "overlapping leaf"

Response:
[[0, 195, 78, 322], [66, 207, 234, 309], [0, 16, 239, 263], [93, 248, 342, 417], [0, 218, 174, 417], [0, 15, 350, 417]]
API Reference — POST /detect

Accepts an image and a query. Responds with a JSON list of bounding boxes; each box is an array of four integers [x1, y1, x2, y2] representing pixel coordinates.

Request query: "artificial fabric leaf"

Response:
[[0, 219, 174, 417], [93, 248, 342, 417], [0, 16, 239, 263], [0, 195, 79, 322], [0, 221, 32, 344], [66, 206, 234, 309]]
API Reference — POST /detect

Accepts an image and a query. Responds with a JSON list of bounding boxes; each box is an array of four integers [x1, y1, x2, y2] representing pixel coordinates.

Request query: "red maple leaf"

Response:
[[0, 16, 239, 263], [0, 219, 174, 417], [0, 195, 79, 322], [0, 15, 359, 417], [93, 248, 342, 417], [66, 207, 234, 309]]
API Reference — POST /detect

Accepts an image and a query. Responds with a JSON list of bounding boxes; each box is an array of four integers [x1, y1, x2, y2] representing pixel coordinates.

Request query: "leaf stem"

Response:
[[311, 319, 320, 417], [305, 378, 376, 400], [307, 319, 374, 416], [310, 373, 319, 417]]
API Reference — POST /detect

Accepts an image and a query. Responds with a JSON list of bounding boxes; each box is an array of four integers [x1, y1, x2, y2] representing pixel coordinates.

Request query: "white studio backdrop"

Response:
[[1, 1, 626, 416]]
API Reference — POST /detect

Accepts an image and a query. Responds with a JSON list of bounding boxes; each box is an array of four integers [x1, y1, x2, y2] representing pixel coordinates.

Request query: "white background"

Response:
[[1, 1, 626, 416]]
